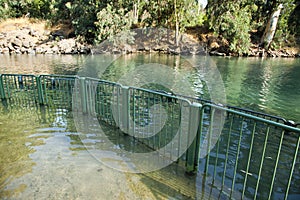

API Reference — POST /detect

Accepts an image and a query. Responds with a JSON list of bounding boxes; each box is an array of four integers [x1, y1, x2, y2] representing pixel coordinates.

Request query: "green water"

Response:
[[0, 54, 299, 199], [1, 54, 299, 121]]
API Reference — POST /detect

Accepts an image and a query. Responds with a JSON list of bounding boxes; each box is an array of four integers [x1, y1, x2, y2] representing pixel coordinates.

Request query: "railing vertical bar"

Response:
[[19, 75, 23, 102], [86, 80, 90, 114], [213, 111, 225, 182], [186, 103, 200, 173], [254, 126, 270, 200], [100, 85, 103, 118], [96, 84, 100, 114], [114, 86, 120, 127], [110, 85, 113, 124], [242, 122, 257, 199], [230, 116, 244, 198], [107, 84, 111, 123], [222, 114, 234, 188], [205, 107, 215, 174], [147, 92, 150, 147], [42, 77, 47, 104], [284, 136, 300, 200], [197, 107, 205, 165], [162, 96, 166, 154], [151, 93, 155, 149], [177, 100, 183, 158], [79, 77, 87, 114], [193, 103, 201, 167], [213, 137, 220, 182], [268, 129, 285, 200], [132, 89, 136, 136], [5, 76, 11, 99], [0, 74, 5, 99], [158, 94, 162, 149], [36, 76, 44, 105], [170, 100, 174, 160]]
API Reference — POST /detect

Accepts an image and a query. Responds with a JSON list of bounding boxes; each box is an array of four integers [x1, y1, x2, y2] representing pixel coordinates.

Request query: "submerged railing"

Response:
[[0, 73, 299, 200]]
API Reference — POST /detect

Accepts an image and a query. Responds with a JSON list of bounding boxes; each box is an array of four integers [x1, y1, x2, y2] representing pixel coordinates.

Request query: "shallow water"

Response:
[[0, 104, 199, 199]]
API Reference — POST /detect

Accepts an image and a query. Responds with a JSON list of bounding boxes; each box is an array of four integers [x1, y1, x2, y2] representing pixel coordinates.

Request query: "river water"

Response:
[[1, 54, 299, 121], [0, 54, 299, 199]]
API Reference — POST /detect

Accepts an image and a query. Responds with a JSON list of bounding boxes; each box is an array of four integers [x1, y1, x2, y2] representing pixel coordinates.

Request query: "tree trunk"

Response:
[[260, 4, 283, 49], [133, 0, 140, 24], [174, 0, 179, 46]]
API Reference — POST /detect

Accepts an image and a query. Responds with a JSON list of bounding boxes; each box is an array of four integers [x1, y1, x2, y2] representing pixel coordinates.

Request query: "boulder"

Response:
[[12, 38, 23, 47], [51, 46, 59, 54], [23, 40, 31, 48], [58, 39, 76, 54], [27, 48, 35, 54], [2, 47, 9, 54], [20, 47, 27, 53], [15, 48, 22, 54], [8, 43, 15, 51], [35, 47, 45, 54]]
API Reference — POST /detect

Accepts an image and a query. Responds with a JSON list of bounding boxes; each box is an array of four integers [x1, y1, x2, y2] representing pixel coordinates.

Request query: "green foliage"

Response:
[[228, 7, 252, 55], [27, 0, 51, 18], [0, 0, 9, 19], [173, 0, 207, 32], [288, 2, 300, 37], [207, 0, 299, 52], [51, 0, 104, 43], [208, 2, 252, 54], [94, 4, 133, 43], [0, 0, 298, 51], [272, 0, 297, 48], [0, 0, 51, 19]]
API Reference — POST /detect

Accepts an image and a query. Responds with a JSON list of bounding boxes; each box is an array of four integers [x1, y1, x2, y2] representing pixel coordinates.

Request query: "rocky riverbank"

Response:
[[0, 18, 299, 57], [0, 27, 91, 55]]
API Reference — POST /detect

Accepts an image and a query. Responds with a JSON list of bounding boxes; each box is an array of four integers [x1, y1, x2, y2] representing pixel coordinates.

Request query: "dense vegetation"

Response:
[[0, 0, 299, 55]]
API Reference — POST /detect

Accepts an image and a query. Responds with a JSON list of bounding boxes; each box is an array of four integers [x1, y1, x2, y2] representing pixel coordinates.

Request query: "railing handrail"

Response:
[[173, 93, 290, 124], [202, 103, 300, 133]]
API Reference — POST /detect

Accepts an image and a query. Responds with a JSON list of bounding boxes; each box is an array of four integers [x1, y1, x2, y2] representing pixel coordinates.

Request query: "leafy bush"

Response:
[[208, 3, 252, 55], [27, 0, 51, 18], [95, 4, 133, 43], [0, 0, 51, 19]]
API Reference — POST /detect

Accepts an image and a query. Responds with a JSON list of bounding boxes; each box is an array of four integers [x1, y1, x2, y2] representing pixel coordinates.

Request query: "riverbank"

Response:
[[0, 18, 91, 55], [0, 18, 299, 57]]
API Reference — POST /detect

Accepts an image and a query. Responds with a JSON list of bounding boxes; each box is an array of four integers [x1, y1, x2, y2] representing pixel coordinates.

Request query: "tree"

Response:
[[260, 4, 283, 49], [207, 0, 253, 55], [207, 0, 298, 53]]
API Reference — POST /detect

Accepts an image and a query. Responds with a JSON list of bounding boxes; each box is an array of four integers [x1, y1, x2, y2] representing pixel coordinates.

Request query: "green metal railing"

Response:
[[39, 74, 76, 108], [197, 104, 300, 200], [0, 73, 299, 199], [0, 74, 39, 106]]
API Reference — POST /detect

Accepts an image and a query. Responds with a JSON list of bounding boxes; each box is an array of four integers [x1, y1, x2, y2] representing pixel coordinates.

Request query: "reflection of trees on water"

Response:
[[212, 57, 300, 121], [0, 54, 85, 75]]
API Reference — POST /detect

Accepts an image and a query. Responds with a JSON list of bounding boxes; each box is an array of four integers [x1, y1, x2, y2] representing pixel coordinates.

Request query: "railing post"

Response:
[[120, 86, 129, 134], [36, 76, 44, 105], [79, 77, 87, 114], [186, 102, 202, 174], [0, 74, 5, 100]]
